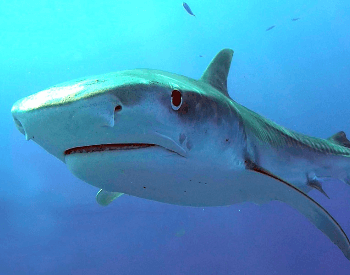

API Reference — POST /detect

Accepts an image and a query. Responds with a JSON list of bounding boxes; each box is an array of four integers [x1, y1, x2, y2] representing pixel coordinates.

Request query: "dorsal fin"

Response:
[[200, 49, 234, 97], [327, 131, 350, 148]]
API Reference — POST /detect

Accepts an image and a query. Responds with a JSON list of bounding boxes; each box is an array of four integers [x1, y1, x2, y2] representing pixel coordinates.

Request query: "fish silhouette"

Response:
[[183, 2, 195, 16], [266, 25, 275, 31]]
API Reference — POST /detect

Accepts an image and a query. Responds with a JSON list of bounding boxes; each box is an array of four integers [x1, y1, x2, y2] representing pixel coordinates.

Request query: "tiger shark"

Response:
[[11, 49, 350, 260]]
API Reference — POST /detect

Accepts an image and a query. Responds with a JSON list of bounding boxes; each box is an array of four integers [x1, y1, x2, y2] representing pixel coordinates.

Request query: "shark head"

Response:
[[11, 49, 247, 205]]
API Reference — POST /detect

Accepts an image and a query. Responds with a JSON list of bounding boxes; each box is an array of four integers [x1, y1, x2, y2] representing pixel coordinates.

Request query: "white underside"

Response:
[[64, 147, 350, 259], [65, 147, 252, 206]]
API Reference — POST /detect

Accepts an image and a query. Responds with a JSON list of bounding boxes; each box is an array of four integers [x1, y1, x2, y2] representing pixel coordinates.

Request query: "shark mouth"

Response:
[[64, 143, 157, 155]]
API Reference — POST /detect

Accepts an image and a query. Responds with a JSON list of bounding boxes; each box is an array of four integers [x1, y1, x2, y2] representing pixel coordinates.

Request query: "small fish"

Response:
[[175, 229, 186, 237], [266, 25, 275, 31], [183, 2, 195, 16], [291, 18, 300, 21], [199, 55, 203, 57]]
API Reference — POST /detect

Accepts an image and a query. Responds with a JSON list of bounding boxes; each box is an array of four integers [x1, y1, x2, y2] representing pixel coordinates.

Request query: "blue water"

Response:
[[2, 0, 350, 274]]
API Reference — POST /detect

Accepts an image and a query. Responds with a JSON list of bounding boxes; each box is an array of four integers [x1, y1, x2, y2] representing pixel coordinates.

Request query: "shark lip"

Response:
[[64, 133, 187, 158], [64, 143, 180, 156]]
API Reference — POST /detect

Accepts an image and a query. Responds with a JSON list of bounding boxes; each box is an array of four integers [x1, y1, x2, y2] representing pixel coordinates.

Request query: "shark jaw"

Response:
[[64, 143, 157, 155], [63, 141, 189, 188], [64, 143, 185, 157]]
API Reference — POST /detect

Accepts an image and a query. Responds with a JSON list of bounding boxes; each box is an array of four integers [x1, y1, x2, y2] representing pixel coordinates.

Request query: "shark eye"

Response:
[[171, 90, 182, 110], [114, 105, 122, 112]]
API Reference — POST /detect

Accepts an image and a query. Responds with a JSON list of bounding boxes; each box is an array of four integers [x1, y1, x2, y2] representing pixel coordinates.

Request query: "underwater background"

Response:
[[2, 0, 350, 274]]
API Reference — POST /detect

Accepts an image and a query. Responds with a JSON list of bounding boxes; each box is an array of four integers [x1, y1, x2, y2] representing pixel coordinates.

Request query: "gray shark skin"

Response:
[[11, 49, 350, 260]]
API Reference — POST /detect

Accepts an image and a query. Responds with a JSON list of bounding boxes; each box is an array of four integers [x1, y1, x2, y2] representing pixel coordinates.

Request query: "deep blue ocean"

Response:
[[2, 1, 350, 274]]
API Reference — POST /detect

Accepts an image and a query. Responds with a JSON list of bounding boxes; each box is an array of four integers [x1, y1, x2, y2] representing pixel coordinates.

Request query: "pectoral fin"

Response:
[[96, 189, 124, 206], [245, 160, 350, 260], [306, 174, 330, 199]]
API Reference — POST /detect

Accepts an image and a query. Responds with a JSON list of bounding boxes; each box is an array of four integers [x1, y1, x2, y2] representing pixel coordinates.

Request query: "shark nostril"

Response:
[[14, 117, 22, 127], [13, 117, 26, 135]]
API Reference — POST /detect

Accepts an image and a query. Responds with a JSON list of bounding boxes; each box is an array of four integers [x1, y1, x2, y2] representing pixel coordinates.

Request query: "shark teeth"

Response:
[[64, 143, 156, 155]]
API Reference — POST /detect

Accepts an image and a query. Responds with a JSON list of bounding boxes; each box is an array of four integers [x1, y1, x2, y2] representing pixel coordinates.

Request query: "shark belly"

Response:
[[65, 147, 246, 206], [64, 147, 309, 207]]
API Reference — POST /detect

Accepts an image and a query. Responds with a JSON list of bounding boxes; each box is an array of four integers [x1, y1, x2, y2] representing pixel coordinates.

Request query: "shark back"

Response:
[[237, 104, 350, 157]]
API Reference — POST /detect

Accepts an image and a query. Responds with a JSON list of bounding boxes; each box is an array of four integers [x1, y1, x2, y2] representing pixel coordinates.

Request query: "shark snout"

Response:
[[11, 103, 41, 141], [11, 90, 119, 138], [10, 94, 120, 162]]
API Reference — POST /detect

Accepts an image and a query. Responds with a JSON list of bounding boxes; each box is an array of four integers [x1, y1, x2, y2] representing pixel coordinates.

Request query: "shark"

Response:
[[11, 49, 350, 260]]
